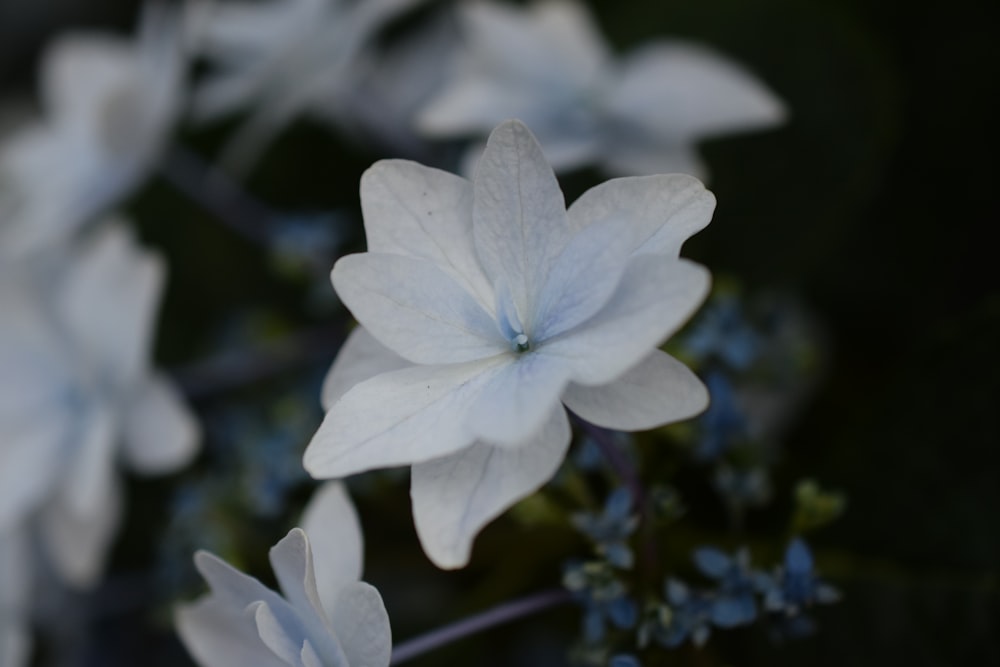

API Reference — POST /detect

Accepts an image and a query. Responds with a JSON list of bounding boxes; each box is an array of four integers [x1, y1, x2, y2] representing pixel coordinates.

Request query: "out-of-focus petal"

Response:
[[562, 350, 709, 430], [37, 470, 121, 587], [55, 223, 164, 386], [411, 406, 570, 568], [121, 373, 200, 473], [605, 41, 786, 144]]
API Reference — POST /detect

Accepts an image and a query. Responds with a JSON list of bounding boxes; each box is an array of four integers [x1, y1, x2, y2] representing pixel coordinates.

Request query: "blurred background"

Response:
[[1, 0, 997, 665]]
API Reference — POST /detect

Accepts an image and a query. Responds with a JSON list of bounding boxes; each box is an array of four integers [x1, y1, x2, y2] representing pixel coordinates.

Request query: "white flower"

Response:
[[176, 482, 391, 667], [0, 528, 31, 667], [0, 221, 200, 586], [305, 120, 713, 568], [417, 0, 786, 178], [0, 4, 183, 259], [187, 0, 426, 168]]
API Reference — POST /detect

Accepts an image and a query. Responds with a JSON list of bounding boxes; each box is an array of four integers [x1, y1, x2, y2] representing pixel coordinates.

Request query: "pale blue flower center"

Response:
[[512, 333, 530, 353]]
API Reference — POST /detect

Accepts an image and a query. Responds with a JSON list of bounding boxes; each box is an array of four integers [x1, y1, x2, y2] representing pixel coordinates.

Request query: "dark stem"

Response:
[[574, 417, 646, 511], [160, 145, 279, 246], [170, 324, 343, 400], [389, 589, 573, 665]]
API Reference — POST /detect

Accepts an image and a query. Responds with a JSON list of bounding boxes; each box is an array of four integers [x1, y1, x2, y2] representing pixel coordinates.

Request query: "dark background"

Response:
[[2, 0, 997, 664]]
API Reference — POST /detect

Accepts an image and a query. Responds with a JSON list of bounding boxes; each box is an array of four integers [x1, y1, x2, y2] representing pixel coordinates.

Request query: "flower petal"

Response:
[[605, 41, 787, 144], [465, 352, 570, 446], [55, 223, 164, 385], [329, 582, 392, 667], [541, 256, 710, 386], [304, 356, 508, 478], [37, 470, 121, 587], [531, 217, 635, 342], [176, 597, 287, 667], [268, 529, 346, 662], [562, 350, 709, 430], [300, 482, 363, 620], [472, 120, 570, 331], [321, 327, 413, 410], [360, 160, 493, 308], [411, 406, 570, 569], [121, 373, 200, 473], [332, 253, 506, 364], [566, 174, 715, 259]]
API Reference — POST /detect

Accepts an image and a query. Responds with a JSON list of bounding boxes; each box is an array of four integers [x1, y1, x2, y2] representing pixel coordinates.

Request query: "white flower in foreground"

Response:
[[0, 221, 199, 586], [187, 0, 426, 168], [417, 0, 786, 178], [0, 4, 183, 259], [176, 482, 390, 667], [305, 120, 713, 568], [0, 528, 31, 667]]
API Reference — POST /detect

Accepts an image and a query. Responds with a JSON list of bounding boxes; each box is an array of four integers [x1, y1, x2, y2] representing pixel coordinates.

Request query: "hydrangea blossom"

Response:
[[176, 482, 391, 667], [0, 528, 30, 667], [417, 0, 786, 178], [305, 119, 713, 568], [0, 5, 183, 259], [0, 221, 199, 586], [187, 0, 427, 167]]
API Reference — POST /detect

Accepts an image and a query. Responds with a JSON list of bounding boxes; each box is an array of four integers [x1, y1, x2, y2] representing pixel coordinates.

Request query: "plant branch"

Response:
[[389, 588, 573, 665]]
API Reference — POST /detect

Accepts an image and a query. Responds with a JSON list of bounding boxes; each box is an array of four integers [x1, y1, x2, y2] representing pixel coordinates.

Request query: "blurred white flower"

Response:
[[187, 0, 427, 169], [0, 4, 183, 260], [176, 481, 391, 667], [417, 0, 786, 178], [0, 221, 200, 587], [305, 120, 712, 568], [0, 528, 31, 667]]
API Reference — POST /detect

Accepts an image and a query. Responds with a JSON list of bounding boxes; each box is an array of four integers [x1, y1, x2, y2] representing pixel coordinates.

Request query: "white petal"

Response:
[[360, 160, 493, 308], [417, 78, 532, 138], [531, 217, 635, 342], [304, 356, 508, 478], [252, 600, 316, 666], [411, 407, 570, 569], [328, 582, 392, 667], [0, 412, 69, 530], [321, 327, 413, 411], [40, 34, 135, 135], [465, 352, 570, 446], [459, 0, 608, 92], [61, 398, 118, 518], [605, 41, 787, 143], [473, 120, 570, 329], [55, 223, 164, 385], [541, 256, 710, 385], [176, 597, 287, 667], [37, 471, 122, 587], [332, 253, 506, 364], [121, 373, 200, 473], [599, 140, 709, 180], [193, 550, 287, 610], [268, 529, 346, 663], [562, 350, 709, 430], [0, 624, 31, 667], [566, 174, 715, 258], [300, 482, 363, 620]]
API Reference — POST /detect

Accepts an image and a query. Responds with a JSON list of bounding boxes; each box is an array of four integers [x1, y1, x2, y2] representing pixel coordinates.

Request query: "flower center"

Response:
[[512, 333, 530, 353]]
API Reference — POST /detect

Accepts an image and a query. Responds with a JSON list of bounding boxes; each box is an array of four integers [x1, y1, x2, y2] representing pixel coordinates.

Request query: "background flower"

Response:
[[176, 481, 391, 667], [417, 0, 785, 178]]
